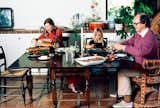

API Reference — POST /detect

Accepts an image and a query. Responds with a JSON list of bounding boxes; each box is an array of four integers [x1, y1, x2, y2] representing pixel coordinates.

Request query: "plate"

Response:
[[28, 54, 40, 58], [38, 56, 49, 61], [115, 53, 127, 58], [75, 56, 105, 66], [87, 48, 106, 54], [55, 47, 65, 52]]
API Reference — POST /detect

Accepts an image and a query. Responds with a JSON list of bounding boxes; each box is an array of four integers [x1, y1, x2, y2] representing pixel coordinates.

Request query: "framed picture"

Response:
[[0, 8, 14, 29]]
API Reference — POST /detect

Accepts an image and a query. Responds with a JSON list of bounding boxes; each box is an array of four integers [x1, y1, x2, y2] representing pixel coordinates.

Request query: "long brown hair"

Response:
[[44, 18, 56, 36]]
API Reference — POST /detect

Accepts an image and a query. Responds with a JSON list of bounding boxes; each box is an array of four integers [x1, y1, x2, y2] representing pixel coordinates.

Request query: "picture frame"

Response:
[[0, 8, 14, 29]]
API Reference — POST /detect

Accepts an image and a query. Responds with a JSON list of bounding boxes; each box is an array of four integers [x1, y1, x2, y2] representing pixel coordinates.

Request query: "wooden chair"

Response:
[[132, 59, 160, 107], [85, 37, 108, 47], [0, 46, 29, 104]]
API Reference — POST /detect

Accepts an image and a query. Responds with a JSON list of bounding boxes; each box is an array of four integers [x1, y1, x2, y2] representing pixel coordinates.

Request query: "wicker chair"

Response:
[[0, 46, 29, 104], [132, 59, 160, 107]]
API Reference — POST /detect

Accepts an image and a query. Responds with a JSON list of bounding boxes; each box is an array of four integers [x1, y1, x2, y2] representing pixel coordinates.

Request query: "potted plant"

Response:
[[134, 0, 155, 15], [112, 6, 135, 39], [114, 17, 123, 31]]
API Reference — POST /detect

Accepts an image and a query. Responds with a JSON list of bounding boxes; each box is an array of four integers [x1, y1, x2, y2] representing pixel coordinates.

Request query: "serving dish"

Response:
[[75, 56, 105, 66], [115, 53, 127, 58], [28, 54, 40, 58], [38, 56, 49, 61]]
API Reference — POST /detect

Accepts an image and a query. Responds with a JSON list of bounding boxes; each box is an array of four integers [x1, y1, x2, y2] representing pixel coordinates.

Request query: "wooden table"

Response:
[[9, 52, 132, 107]]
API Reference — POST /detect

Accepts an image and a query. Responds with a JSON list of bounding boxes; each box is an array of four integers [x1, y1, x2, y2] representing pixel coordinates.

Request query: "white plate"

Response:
[[55, 47, 65, 52], [115, 53, 127, 58], [38, 56, 49, 60], [75, 56, 105, 66]]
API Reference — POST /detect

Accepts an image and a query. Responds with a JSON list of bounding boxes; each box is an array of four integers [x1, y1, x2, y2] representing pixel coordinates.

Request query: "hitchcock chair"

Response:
[[0, 46, 29, 104], [132, 59, 160, 107]]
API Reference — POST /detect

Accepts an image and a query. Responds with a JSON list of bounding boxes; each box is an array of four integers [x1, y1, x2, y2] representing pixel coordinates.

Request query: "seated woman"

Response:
[[33, 18, 64, 47], [85, 28, 106, 49]]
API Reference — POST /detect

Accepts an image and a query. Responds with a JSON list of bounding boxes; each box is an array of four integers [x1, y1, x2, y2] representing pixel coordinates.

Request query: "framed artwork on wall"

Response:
[[0, 8, 14, 30]]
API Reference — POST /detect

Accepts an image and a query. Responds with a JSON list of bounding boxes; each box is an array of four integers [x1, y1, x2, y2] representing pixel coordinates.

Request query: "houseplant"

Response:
[[110, 6, 135, 39], [134, 0, 155, 15], [108, 0, 155, 40]]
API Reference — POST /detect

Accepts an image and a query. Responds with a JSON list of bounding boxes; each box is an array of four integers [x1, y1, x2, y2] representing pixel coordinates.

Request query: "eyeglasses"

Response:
[[133, 22, 141, 26]]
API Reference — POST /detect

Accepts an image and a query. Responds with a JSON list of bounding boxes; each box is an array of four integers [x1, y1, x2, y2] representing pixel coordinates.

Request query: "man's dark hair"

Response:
[[140, 14, 151, 28]]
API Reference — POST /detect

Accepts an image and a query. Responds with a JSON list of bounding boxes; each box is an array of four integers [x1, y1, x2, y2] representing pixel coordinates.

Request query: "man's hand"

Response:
[[111, 43, 125, 51]]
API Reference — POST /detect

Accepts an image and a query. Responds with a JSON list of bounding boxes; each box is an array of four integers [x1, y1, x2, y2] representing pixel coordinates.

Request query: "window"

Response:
[[106, 0, 134, 19]]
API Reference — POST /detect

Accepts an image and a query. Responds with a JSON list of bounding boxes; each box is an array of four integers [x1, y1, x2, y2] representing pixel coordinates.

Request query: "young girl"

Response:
[[85, 28, 106, 49]]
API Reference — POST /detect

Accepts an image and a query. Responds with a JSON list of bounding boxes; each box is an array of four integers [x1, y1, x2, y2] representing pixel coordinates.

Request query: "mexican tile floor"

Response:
[[0, 75, 117, 108]]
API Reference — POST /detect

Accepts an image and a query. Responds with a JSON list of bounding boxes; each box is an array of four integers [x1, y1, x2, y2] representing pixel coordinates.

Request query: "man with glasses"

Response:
[[112, 14, 159, 107]]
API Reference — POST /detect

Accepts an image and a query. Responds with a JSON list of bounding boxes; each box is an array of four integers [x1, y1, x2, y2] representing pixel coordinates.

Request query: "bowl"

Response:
[[89, 22, 104, 30]]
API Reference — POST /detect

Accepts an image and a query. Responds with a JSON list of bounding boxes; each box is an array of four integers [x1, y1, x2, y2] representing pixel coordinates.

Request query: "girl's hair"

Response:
[[93, 28, 104, 42]]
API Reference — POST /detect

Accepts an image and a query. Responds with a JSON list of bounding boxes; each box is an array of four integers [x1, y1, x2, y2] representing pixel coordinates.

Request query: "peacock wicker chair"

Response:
[[132, 59, 160, 108]]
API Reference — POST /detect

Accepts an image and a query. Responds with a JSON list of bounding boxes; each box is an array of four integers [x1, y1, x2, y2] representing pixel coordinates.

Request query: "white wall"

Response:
[[0, 0, 106, 29]]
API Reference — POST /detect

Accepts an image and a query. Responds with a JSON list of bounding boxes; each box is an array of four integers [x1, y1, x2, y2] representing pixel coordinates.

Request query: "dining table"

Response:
[[8, 48, 135, 107]]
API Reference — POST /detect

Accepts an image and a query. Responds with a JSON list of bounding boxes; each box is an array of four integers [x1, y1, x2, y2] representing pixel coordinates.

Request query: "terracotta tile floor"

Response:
[[0, 75, 117, 108]]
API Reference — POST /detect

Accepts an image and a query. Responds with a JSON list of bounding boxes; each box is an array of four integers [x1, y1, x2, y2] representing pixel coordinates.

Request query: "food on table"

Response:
[[107, 54, 116, 61], [40, 41, 52, 47], [27, 46, 50, 55], [79, 56, 104, 62]]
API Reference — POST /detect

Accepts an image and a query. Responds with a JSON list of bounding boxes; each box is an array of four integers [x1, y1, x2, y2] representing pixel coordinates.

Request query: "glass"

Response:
[[64, 46, 77, 64], [31, 38, 38, 47], [53, 42, 60, 48]]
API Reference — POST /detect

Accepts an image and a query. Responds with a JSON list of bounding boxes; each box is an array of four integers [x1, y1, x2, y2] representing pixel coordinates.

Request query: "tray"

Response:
[[75, 56, 105, 66]]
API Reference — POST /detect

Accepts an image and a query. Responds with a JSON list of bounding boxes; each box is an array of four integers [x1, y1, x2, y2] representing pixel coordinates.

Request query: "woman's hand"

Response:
[[42, 38, 52, 43]]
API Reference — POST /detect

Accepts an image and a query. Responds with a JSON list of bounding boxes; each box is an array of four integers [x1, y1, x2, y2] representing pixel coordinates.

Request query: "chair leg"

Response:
[[158, 86, 160, 105], [47, 69, 50, 93], [21, 81, 26, 105], [77, 92, 81, 108], [4, 78, 6, 97], [140, 83, 146, 104], [26, 73, 33, 102], [60, 75, 64, 90], [0, 78, 2, 100]]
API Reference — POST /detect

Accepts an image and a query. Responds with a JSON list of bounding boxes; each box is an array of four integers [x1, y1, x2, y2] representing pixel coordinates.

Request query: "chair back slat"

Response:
[[0, 46, 7, 71], [85, 38, 108, 47]]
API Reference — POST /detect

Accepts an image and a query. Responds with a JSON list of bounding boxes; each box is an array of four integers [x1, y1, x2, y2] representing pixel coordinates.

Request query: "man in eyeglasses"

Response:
[[112, 14, 159, 107]]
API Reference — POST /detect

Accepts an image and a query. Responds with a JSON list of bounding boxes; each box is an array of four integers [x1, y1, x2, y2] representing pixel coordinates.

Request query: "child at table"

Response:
[[85, 28, 107, 75], [85, 28, 107, 49]]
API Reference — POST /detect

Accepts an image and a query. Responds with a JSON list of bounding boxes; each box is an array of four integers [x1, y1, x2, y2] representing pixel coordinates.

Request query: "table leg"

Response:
[[84, 68, 90, 107], [50, 68, 57, 107], [26, 68, 33, 102]]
